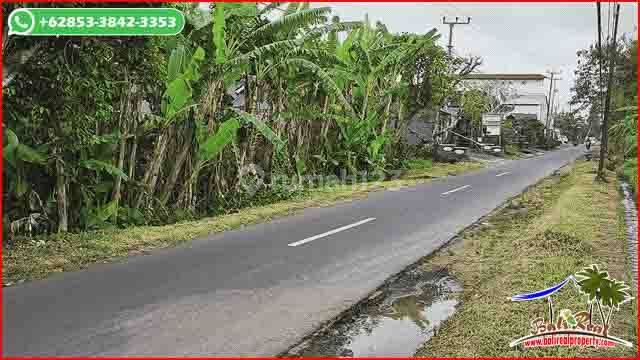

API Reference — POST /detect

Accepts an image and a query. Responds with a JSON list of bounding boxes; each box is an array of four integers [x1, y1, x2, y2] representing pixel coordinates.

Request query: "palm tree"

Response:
[[575, 264, 633, 337], [576, 264, 610, 326], [598, 278, 632, 336]]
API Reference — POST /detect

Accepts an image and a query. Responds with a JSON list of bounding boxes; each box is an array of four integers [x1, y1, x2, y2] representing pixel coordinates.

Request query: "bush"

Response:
[[404, 158, 433, 170]]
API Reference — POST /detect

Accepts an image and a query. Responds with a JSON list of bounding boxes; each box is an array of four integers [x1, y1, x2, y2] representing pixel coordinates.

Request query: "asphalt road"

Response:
[[3, 145, 585, 356]]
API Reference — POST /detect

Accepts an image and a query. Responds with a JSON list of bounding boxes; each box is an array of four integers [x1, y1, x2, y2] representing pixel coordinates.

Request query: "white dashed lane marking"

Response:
[[288, 218, 376, 247], [441, 185, 471, 196]]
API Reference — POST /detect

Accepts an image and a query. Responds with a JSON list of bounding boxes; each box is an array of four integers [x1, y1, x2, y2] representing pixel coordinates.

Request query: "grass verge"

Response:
[[621, 157, 638, 196], [416, 160, 637, 357], [4, 160, 484, 285]]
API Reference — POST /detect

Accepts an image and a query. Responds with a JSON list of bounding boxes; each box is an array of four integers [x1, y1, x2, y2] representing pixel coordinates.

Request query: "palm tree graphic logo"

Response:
[[509, 264, 634, 348]]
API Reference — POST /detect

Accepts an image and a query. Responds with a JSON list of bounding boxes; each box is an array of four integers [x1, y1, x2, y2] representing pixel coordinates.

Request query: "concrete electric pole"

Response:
[[597, 3, 621, 180], [442, 16, 471, 56], [544, 70, 562, 140]]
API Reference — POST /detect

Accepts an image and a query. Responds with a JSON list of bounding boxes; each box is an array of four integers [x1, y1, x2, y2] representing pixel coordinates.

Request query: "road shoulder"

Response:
[[416, 160, 637, 357], [5, 160, 484, 285]]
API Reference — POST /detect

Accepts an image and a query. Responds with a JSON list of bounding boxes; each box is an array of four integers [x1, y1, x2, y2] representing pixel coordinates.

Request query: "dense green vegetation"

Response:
[[567, 37, 637, 184], [3, 3, 485, 239], [4, 159, 483, 284]]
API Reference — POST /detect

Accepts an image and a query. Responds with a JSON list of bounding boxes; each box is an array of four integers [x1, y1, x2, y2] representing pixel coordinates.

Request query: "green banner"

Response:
[[8, 8, 185, 36]]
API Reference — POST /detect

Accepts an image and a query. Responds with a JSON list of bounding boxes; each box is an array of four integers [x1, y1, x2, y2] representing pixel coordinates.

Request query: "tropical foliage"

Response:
[[3, 3, 481, 237], [570, 38, 637, 159]]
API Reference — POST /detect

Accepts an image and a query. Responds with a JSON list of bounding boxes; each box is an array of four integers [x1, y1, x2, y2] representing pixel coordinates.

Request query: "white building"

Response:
[[463, 73, 551, 128]]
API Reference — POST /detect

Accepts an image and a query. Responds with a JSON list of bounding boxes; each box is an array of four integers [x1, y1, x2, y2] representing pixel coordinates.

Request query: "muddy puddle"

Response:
[[620, 181, 637, 291], [283, 268, 461, 357]]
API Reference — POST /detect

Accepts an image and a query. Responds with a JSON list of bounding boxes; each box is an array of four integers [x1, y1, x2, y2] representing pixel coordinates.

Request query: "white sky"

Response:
[[317, 2, 638, 111]]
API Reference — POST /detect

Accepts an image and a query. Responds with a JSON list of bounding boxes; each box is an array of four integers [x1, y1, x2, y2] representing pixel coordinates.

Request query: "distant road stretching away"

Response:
[[4, 145, 585, 356]]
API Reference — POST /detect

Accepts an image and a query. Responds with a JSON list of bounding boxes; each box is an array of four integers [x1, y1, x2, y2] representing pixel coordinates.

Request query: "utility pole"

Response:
[[550, 88, 559, 128], [442, 16, 471, 56], [597, 3, 621, 181], [597, 2, 604, 132], [544, 70, 562, 141], [432, 16, 470, 161]]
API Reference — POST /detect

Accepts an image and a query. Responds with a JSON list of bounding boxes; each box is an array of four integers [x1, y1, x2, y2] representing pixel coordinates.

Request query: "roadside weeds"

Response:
[[4, 160, 484, 285], [416, 160, 637, 357]]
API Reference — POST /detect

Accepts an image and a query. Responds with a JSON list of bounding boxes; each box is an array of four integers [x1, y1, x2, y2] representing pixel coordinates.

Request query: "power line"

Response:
[[442, 3, 573, 114], [442, 2, 554, 67]]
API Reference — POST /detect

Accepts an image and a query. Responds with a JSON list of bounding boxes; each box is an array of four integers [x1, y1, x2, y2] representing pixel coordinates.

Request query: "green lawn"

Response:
[[416, 161, 637, 357]]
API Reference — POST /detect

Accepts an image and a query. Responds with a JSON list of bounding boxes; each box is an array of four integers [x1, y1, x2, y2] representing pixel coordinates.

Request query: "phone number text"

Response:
[[39, 16, 178, 29]]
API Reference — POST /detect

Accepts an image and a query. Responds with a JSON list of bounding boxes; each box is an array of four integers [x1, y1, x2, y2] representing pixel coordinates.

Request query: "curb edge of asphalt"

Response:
[[278, 155, 582, 357]]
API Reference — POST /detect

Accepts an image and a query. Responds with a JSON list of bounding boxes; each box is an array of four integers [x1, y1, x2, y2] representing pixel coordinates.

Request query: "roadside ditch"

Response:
[[281, 163, 576, 357], [620, 181, 638, 291], [282, 159, 637, 358]]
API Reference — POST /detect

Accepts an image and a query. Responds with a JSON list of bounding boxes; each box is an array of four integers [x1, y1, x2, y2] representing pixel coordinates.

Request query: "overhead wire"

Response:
[[445, 3, 586, 114], [442, 2, 547, 65]]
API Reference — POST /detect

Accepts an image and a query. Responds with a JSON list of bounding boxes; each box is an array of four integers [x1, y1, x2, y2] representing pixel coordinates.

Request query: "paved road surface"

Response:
[[3, 145, 585, 356]]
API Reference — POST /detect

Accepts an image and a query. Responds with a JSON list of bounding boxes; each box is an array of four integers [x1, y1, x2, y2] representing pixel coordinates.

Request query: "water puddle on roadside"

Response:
[[284, 268, 461, 357]]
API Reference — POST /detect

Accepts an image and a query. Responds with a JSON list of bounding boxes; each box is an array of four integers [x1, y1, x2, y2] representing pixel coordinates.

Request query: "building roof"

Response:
[[493, 104, 515, 114], [505, 113, 539, 121], [464, 73, 546, 81]]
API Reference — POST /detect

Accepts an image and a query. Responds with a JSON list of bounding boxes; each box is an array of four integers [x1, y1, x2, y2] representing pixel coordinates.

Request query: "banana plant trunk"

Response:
[[136, 126, 173, 208], [381, 93, 392, 135], [54, 145, 68, 232], [432, 109, 442, 161], [112, 129, 127, 218], [112, 84, 138, 216], [160, 124, 193, 205], [127, 131, 139, 207]]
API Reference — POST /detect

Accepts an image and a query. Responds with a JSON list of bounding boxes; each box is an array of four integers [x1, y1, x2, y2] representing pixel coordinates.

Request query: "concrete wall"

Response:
[[507, 94, 549, 126], [509, 79, 545, 95]]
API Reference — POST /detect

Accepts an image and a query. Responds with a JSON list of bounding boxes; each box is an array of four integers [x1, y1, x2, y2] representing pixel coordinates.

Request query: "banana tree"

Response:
[[189, 3, 348, 193], [136, 44, 206, 208]]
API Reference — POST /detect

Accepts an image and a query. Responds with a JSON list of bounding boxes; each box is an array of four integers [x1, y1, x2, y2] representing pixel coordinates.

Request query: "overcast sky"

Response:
[[317, 2, 638, 111]]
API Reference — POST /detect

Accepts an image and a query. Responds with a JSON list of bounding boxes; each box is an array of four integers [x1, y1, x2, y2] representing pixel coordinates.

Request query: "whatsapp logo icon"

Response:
[[8, 8, 35, 35]]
